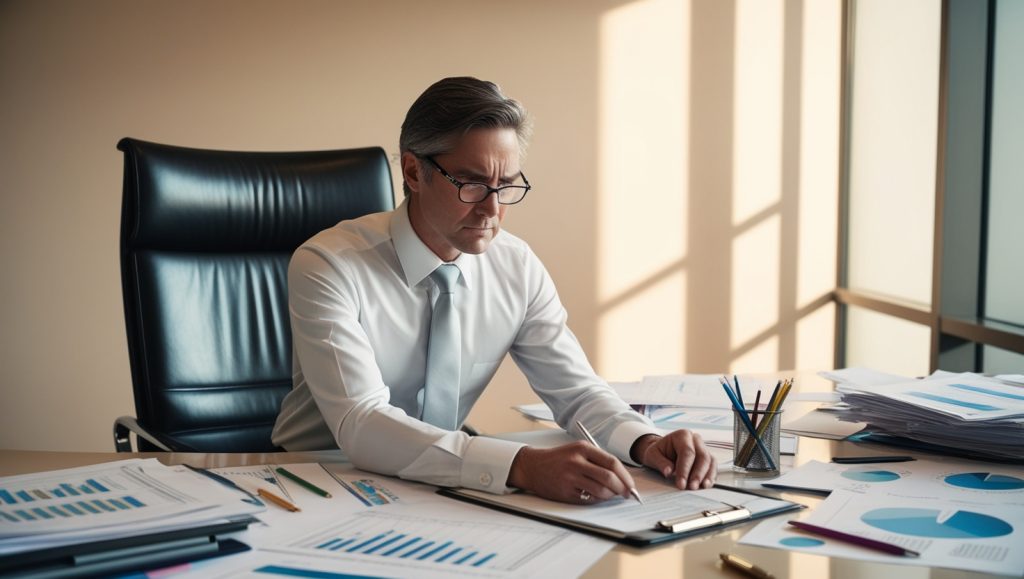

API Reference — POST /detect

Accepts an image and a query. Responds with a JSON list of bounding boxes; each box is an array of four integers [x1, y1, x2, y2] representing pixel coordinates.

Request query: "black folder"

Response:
[[0, 516, 256, 578]]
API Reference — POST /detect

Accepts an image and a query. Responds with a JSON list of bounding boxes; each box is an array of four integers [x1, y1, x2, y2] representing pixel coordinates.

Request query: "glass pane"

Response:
[[845, 306, 930, 377], [846, 0, 940, 306], [983, 345, 1024, 374], [984, 0, 1024, 326]]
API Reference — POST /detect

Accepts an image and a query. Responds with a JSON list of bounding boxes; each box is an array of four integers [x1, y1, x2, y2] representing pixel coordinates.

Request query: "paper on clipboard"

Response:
[[439, 470, 801, 545]]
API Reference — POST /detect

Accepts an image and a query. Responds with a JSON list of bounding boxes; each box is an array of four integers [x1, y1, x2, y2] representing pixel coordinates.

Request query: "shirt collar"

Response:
[[390, 199, 476, 290]]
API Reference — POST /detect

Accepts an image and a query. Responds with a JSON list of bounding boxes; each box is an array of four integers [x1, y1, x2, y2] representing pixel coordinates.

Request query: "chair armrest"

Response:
[[113, 416, 174, 452]]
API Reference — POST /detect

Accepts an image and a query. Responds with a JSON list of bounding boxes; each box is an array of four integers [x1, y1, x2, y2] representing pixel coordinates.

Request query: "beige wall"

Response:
[[0, 0, 841, 451]]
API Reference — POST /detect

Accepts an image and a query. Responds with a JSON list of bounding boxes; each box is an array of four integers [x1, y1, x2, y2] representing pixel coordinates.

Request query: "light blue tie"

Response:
[[422, 264, 461, 430]]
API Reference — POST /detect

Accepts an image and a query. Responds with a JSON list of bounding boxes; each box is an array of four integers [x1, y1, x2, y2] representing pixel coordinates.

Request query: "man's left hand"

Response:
[[630, 430, 717, 490]]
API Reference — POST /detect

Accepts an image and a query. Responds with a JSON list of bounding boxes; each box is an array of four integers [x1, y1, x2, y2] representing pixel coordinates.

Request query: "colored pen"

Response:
[[258, 488, 301, 512], [719, 553, 774, 579], [787, 520, 920, 557], [719, 378, 777, 471], [276, 466, 332, 498], [575, 420, 645, 504], [182, 463, 264, 506], [831, 455, 916, 464]]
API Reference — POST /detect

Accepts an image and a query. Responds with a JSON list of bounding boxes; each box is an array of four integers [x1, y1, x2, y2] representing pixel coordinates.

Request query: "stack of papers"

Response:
[[834, 373, 1024, 462], [0, 459, 264, 555]]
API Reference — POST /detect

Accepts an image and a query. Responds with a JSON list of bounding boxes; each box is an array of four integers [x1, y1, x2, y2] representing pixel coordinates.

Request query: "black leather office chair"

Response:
[[114, 138, 395, 452]]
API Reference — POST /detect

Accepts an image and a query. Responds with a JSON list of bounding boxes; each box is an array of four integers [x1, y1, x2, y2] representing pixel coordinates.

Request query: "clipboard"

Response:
[[438, 484, 802, 547], [0, 516, 256, 578]]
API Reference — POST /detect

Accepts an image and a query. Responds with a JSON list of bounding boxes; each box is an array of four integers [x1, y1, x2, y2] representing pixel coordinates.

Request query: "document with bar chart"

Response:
[[0, 459, 261, 548], [244, 498, 614, 579]]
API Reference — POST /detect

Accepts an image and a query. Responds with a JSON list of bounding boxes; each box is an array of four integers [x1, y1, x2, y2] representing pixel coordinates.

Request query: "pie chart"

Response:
[[945, 472, 1024, 491], [780, 536, 824, 547], [861, 508, 1012, 539], [840, 469, 900, 483]]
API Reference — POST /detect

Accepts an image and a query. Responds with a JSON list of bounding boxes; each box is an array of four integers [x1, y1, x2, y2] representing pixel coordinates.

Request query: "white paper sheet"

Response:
[[208, 462, 616, 579], [741, 489, 1024, 575], [763, 458, 1024, 505]]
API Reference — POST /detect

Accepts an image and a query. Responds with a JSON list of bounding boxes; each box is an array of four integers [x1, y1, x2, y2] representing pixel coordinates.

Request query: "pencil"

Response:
[[276, 466, 332, 498], [752, 390, 762, 429], [258, 488, 301, 512], [787, 520, 920, 557]]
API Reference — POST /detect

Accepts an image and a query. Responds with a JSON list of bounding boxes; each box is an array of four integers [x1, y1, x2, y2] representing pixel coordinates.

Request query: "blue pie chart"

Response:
[[945, 472, 1024, 491], [861, 508, 1012, 539], [840, 469, 900, 483], [781, 536, 824, 547]]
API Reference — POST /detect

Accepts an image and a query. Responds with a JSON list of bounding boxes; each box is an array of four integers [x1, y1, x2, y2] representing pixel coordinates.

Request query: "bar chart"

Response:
[[0, 474, 149, 523], [281, 509, 572, 573]]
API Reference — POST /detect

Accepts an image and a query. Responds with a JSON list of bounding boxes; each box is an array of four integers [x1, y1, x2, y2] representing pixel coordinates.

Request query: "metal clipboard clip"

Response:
[[656, 504, 751, 533]]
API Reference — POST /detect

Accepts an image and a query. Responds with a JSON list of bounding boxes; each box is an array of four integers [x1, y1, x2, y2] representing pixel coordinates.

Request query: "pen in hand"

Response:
[[575, 420, 645, 504]]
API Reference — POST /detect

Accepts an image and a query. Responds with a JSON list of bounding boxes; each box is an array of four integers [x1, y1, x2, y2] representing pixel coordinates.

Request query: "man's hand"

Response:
[[506, 442, 638, 504], [630, 430, 717, 490]]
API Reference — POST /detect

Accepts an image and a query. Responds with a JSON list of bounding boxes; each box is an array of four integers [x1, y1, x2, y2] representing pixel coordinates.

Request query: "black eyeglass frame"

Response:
[[423, 156, 531, 205]]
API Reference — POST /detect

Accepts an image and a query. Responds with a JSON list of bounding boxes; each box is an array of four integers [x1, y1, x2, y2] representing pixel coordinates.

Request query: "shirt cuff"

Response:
[[608, 420, 662, 467], [460, 436, 527, 494]]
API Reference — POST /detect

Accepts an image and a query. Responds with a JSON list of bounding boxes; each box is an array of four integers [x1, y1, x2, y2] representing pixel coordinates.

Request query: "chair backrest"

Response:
[[118, 138, 395, 451]]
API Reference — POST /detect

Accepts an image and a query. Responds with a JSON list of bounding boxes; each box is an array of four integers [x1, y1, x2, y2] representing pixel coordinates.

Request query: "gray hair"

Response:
[[399, 77, 532, 195]]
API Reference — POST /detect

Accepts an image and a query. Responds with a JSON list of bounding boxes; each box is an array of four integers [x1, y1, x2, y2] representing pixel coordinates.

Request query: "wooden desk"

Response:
[[0, 375, 1009, 578]]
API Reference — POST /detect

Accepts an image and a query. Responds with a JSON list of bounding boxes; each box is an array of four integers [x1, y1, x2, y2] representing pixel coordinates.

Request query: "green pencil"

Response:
[[276, 466, 332, 498]]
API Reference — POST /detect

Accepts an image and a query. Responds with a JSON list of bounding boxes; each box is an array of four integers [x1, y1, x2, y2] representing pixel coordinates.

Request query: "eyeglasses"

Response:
[[424, 156, 531, 205]]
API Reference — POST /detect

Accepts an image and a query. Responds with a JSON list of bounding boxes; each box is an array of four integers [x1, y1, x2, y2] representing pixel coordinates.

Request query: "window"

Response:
[[836, 0, 1024, 372]]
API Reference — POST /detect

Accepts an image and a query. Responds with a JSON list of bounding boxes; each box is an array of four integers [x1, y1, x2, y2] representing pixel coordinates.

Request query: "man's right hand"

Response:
[[505, 442, 638, 504]]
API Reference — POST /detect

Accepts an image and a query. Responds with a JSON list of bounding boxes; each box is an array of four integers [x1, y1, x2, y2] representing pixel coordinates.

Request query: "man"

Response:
[[272, 77, 717, 504]]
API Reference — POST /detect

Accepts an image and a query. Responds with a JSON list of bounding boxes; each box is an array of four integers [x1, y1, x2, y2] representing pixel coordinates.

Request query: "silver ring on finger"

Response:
[[579, 489, 592, 501]]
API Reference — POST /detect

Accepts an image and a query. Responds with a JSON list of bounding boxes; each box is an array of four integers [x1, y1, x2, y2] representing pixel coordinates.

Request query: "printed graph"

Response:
[[945, 472, 1024, 491], [840, 469, 901, 483], [861, 508, 1013, 539], [0, 476, 148, 523], [282, 509, 571, 572]]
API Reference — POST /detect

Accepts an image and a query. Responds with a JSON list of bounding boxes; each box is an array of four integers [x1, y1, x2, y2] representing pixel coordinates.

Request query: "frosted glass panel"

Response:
[[984, 0, 1024, 326], [846, 306, 930, 377], [983, 345, 1024, 374], [846, 0, 940, 306]]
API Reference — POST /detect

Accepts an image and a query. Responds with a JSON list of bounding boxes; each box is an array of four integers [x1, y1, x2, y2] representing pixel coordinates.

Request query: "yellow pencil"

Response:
[[258, 488, 301, 512]]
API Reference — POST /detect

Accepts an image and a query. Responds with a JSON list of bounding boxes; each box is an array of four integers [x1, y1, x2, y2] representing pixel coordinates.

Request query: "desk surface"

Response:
[[0, 374, 1010, 579]]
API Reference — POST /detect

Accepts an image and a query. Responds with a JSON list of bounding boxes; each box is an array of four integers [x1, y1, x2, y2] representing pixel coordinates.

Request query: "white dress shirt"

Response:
[[272, 200, 659, 493]]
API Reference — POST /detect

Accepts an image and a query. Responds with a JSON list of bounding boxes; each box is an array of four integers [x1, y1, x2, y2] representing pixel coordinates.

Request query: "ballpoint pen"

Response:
[[182, 463, 264, 506], [831, 455, 916, 464], [276, 466, 332, 498], [788, 520, 920, 557], [719, 553, 774, 579], [575, 420, 645, 504]]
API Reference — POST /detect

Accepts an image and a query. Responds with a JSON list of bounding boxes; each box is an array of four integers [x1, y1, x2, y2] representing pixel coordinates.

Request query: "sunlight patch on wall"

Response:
[[797, 0, 841, 309], [598, 272, 686, 381], [598, 0, 688, 303], [596, 0, 689, 379], [731, 214, 781, 348], [732, 0, 784, 225], [731, 334, 779, 373]]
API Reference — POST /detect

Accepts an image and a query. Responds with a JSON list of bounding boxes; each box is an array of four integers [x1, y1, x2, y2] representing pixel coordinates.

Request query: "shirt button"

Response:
[[479, 472, 493, 486]]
